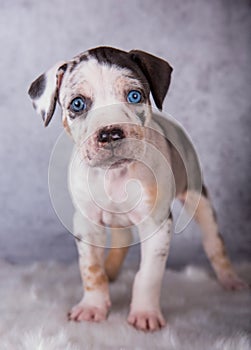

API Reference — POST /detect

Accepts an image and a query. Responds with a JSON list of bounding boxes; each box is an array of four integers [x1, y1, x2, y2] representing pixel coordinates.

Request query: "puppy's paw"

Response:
[[68, 301, 109, 322], [127, 309, 166, 331], [219, 273, 250, 291]]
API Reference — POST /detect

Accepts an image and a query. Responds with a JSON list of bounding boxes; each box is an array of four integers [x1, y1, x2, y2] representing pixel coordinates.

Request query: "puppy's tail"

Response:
[[105, 228, 132, 282]]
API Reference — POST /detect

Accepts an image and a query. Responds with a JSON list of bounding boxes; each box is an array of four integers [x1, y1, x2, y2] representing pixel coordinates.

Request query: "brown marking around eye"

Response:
[[114, 75, 148, 103], [66, 93, 93, 119]]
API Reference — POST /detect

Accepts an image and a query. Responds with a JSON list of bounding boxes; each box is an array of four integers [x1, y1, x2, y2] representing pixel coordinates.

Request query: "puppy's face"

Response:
[[59, 56, 150, 167], [28, 47, 172, 168]]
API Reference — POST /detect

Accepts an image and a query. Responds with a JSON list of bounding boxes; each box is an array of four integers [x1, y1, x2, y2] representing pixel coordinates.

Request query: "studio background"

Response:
[[0, 0, 250, 268]]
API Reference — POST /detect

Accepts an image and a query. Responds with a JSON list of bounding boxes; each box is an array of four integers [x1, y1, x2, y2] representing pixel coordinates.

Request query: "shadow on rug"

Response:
[[0, 260, 250, 350]]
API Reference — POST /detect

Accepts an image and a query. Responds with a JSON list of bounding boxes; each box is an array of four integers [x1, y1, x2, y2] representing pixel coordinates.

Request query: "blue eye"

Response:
[[70, 97, 86, 112], [127, 90, 142, 104]]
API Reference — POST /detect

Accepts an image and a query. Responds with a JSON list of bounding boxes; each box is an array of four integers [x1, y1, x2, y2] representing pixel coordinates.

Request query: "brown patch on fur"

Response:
[[146, 184, 158, 207], [210, 235, 233, 270], [85, 285, 94, 291], [63, 117, 71, 135], [216, 257, 232, 270], [84, 269, 108, 291], [94, 273, 108, 286], [88, 264, 101, 274], [116, 124, 145, 140]]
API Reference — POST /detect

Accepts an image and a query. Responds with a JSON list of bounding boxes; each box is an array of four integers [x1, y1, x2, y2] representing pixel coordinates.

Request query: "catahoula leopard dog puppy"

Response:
[[28, 46, 248, 331]]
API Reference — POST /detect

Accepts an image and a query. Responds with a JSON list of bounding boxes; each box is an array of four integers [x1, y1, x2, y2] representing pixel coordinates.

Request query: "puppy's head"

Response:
[[28, 47, 172, 168]]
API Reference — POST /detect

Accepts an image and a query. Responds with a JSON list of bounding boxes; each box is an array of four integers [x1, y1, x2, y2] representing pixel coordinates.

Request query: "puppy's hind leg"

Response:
[[179, 186, 249, 290], [105, 227, 133, 282]]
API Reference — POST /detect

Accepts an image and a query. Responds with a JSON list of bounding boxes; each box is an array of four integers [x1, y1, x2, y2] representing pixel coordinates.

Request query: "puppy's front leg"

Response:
[[128, 216, 172, 331], [68, 211, 111, 322]]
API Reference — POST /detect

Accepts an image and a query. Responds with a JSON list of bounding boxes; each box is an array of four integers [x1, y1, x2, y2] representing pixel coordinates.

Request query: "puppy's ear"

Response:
[[129, 50, 173, 110], [28, 62, 68, 127]]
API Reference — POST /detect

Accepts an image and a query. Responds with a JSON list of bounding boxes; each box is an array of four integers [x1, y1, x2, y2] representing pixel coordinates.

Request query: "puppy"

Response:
[[28, 46, 248, 331]]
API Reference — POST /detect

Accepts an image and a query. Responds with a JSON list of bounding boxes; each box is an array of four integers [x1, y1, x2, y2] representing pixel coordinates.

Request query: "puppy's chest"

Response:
[[88, 166, 154, 226], [85, 166, 152, 226], [70, 156, 163, 226], [93, 168, 144, 211]]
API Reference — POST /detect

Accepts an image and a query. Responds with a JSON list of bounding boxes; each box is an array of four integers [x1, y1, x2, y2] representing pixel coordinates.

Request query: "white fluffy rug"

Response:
[[0, 260, 250, 350]]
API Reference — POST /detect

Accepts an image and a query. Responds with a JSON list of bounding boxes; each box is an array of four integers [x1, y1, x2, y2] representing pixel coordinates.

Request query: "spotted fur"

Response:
[[28, 46, 248, 332]]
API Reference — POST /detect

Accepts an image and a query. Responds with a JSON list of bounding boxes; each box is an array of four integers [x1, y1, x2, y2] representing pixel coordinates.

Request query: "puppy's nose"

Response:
[[98, 127, 125, 143]]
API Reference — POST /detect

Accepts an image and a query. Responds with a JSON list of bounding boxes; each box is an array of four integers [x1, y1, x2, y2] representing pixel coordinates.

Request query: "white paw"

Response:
[[68, 301, 110, 322], [219, 273, 250, 291], [127, 309, 166, 331]]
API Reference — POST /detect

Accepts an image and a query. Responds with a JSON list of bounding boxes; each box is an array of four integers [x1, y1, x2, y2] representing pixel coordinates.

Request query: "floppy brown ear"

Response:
[[129, 50, 173, 110], [28, 62, 68, 127]]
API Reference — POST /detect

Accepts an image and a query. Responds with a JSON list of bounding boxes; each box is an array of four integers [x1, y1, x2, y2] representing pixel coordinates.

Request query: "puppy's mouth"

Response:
[[86, 151, 134, 169], [108, 158, 133, 169]]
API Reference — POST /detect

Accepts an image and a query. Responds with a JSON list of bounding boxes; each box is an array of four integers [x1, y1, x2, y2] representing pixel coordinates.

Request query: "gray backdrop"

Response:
[[0, 0, 250, 267]]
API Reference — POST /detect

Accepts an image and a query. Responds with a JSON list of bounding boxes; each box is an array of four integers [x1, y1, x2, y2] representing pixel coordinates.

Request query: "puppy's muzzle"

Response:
[[82, 123, 145, 168]]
